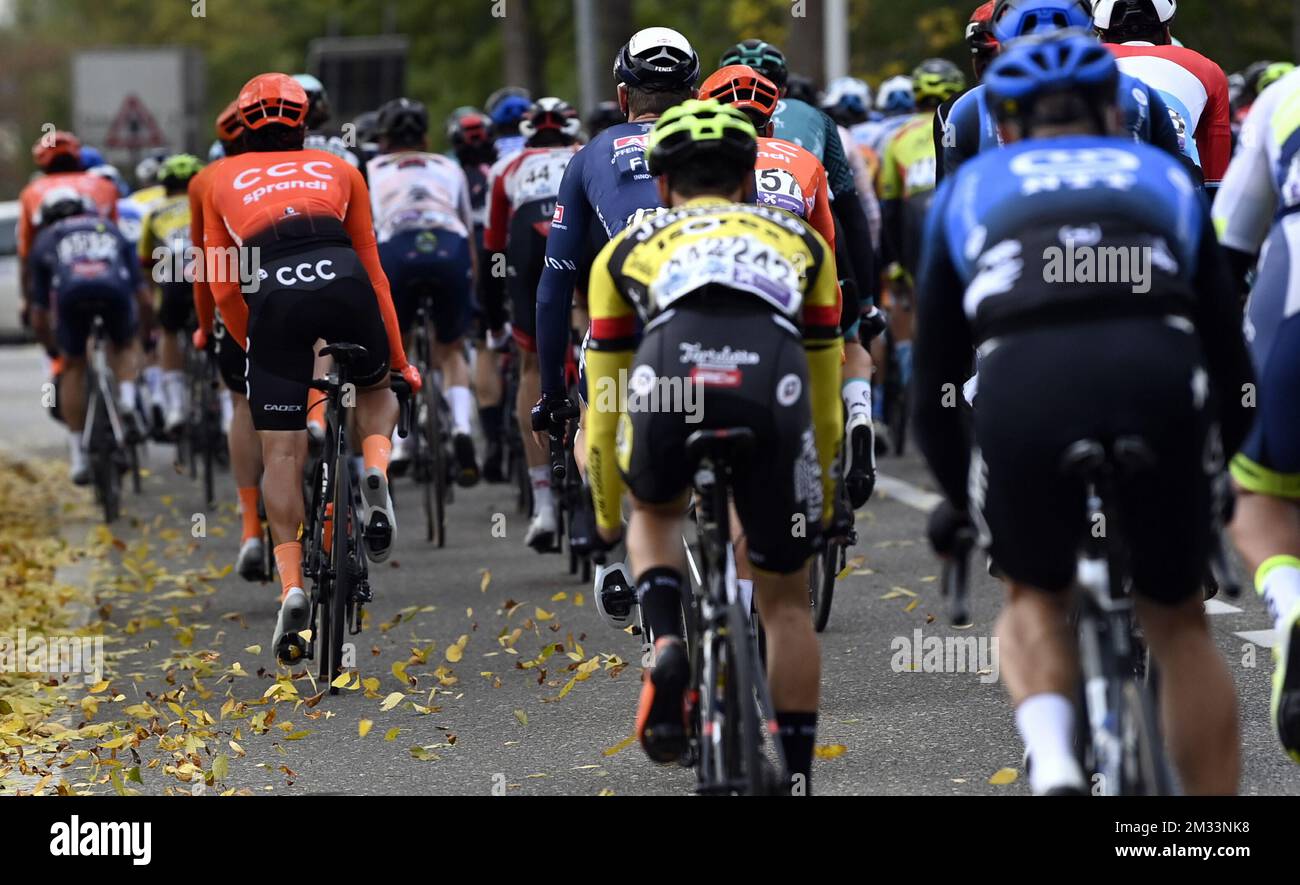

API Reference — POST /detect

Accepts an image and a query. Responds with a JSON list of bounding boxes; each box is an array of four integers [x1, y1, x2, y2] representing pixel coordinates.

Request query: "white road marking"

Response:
[[1234, 629, 1277, 649], [873, 473, 943, 514], [1205, 598, 1243, 616]]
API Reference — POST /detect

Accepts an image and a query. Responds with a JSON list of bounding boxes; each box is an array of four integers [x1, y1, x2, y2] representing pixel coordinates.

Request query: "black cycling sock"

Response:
[[478, 404, 503, 439], [636, 567, 684, 640], [776, 710, 818, 794]]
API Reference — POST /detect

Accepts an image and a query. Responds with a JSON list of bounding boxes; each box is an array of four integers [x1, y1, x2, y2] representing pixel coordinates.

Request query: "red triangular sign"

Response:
[[104, 94, 166, 150]]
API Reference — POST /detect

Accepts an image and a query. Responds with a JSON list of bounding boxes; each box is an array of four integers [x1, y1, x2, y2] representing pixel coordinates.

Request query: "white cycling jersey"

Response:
[[367, 151, 474, 244]]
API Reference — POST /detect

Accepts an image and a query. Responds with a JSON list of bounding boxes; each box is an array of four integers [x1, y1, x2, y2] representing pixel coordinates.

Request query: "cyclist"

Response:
[[352, 110, 382, 173], [934, 3, 998, 162], [293, 73, 360, 167], [1094, 0, 1232, 195], [369, 97, 481, 486], [720, 40, 884, 504], [190, 101, 268, 582], [532, 27, 700, 423], [28, 188, 145, 483], [915, 33, 1255, 794], [18, 131, 118, 275], [201, 73, 420, 656], [484, 98, 582, 549], [1256, 62, 1296, 96], [585, 101, 625, 139], [138, 153, 203, 434], [1213, 64, 1300, 764], [487, 88, 533, 162], [937, 0, 1185, 185], [585, 100, 841, 786], [821, 77, 872, 130]]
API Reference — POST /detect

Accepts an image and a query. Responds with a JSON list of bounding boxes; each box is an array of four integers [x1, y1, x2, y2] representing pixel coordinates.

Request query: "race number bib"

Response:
[[651, 233, 804, 317], [755, 167, 807, 217]]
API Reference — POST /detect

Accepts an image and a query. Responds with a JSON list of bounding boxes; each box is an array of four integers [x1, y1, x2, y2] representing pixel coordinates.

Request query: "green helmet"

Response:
[[646, 99, 758, 178], [1258, 61, 1296, 93], [720, 39, 789, 90], [912, 58, 966, 106], [158, 153, 203, 187]]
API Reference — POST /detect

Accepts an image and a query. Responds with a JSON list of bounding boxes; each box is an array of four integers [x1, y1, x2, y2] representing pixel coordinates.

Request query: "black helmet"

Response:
[[614, 27, 700, 91], [377, 97, 429, 142], [586, 101, 625, 137], [36, 186, 95, 228], [785, 74, 820, 105], [721, 39, 790, 91]]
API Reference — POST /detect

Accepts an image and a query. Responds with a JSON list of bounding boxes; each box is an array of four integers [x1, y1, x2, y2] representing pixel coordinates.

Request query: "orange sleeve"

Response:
[[189, 172, 215, 336], [203, 181, 249, 346], [810, 164, 836, 256], [17, 190, 35, 260], [343, 164, 408, 371]]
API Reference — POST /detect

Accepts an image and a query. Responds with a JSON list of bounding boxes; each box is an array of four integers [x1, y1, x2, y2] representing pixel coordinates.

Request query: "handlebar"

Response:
[[546, 401, 579, 482], [390, 374, 412, 441]]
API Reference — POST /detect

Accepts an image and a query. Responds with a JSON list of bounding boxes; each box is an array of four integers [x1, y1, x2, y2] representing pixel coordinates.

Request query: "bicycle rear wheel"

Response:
[[810, 541, 839, 633], [1122, 681, 1174, 795], [722, 606, 767, 795], [327, 451, 353, 693]]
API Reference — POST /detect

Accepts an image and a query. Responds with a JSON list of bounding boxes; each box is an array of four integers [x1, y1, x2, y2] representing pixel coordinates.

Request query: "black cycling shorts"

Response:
[[212, 315, 247, 396], [244, 244, 391, 432], [378, 228, 473, 343], [971, 318, 1214, 604], [620, 301, 823, 575], [54, 282, 138, 357], [158, 281, 195, 334], [507, 207, 551, 352]]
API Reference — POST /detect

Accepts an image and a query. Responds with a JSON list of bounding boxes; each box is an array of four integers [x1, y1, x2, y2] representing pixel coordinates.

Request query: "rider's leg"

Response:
[[997, 583, 1084, 794], [438, 337, 479, 486], [306, 342, 330, 440], [261, 429, 307, 596], [842, 338, 876, 507], [230, 392, 264, 542], [753, 563, 820, 787], [518, 350, 555, 521], [1136, 595, 1239, 794], [1230, 492, 1300, 627]]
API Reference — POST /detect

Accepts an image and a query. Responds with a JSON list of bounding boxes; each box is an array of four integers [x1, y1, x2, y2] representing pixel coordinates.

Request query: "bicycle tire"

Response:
[[1123, 681, 1173, 796], [93, 452, 120, 524], [327, 450, 352, 693], [426, 385, 447, 548], [811, 542, 838, 633], [723, 607, 766, 795]]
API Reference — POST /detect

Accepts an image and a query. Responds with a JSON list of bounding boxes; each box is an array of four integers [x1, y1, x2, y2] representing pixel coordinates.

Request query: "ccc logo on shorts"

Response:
[[275, 260, 336, 287]]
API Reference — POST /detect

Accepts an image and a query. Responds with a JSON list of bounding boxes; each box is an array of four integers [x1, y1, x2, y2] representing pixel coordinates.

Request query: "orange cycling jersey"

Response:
[[188, 162, 219, 337], [202, 149, 407, 369], [18, 172, 119, 260], [754, 137, 835, 254]]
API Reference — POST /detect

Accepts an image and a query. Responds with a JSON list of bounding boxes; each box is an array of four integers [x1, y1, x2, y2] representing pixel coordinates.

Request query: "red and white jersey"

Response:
[[1107, 42, 1232, 186], [484, 145, 579, 252], [366, 151, 473, 243]]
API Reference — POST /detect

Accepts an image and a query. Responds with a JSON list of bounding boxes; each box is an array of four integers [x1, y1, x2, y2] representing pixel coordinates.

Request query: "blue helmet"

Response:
[[489, 94, 533, 128], [984, 30, 1119, 126], [79, 145, 106, 171], [991, 0, 1092, 41]]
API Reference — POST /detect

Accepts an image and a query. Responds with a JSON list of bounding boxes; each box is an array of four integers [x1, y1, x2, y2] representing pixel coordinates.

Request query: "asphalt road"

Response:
[[2, 343, 1296, 796]]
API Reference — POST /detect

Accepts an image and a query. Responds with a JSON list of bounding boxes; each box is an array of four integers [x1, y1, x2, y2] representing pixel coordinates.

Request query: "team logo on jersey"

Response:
[[552, 204, 565, 224], [612, 134, 650, 151], [776, 373, 802, 407]]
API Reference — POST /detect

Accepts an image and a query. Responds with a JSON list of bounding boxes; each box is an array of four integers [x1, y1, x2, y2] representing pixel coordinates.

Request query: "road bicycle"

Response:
[[83, 312, 141, 524]]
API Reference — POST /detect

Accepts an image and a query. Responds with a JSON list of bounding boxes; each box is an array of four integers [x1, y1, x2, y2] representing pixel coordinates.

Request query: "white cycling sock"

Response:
[[1258, 559, 1300, 631], [219, 389, 233, 434], [142, 365, 163, 401], [447, 386, 474, 437], [163, 371, 186, 413], [1015, 693, 1085, 795], [529, 465, 553, 514], [118, 380, 138, 412], [67, 430, 86, 472], [841, 378, 872, 425]]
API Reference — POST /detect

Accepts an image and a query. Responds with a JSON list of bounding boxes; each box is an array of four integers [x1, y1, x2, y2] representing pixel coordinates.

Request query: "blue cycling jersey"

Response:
[[536, 120, 661, 394], [938, 73, 1183, 183], [28, 215, 141, 309]]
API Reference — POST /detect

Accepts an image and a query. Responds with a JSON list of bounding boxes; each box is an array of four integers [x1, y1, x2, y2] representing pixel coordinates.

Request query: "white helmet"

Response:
[[36, 186, 95, 227], [876, 76, 915, 113], [1093, 0, 1176, 30], [823, 77, 873, 111]]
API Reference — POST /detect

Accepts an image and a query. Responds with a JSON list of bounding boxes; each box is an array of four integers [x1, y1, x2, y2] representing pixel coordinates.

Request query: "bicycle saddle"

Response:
[[685, 428, 757, 467], [1059, 437, 1157, 480], [319, 342, 369, 363]]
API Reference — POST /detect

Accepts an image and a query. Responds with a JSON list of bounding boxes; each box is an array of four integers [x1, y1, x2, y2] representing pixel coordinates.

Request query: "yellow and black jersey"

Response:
[[584, 196, 843, 536], [138, 192, 193, 283]]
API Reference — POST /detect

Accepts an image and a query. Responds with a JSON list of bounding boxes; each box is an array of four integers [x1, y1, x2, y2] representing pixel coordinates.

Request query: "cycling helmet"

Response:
[[520, 97, 581, 142], [1258, 62, 1297, 94], [237, 73, 309, 130], [967, 2, 1000, 58], [646, 99, 758, 178], [158, 153, 203, 188], [912, 59, 967, 105], [985, 30, 1119, 128], [876, 76, 916, 114], [615, 27, 700, 91], [822, 77, 873, 126], [88, 164, 129, 197], [79, 145, 105, 170], [377, 97, 430, 141], [32, 130, 82, 170], [785, 74, 820, 105], [1092, 0, 1176, 34], [489, 94, 533, 129], [134, 152, 168, 188], [449, 109, 493, 151], [35, 187, 95, 228], [486, 87, 531, 116], [216, 101, 244, 142], [991, 0, 1092, 41], [292, 73, 332, 128], [353, 110, 381, 146], [700, 65, 782, 127], [586, 101, 625, 136], [720, 39, 789, 91]]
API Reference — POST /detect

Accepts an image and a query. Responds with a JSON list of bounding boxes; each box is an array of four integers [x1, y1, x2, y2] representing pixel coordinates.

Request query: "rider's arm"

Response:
[[342, 164, 409, 371], [583, 235, 634, 536], [912, 181, 975, 510], [202, 193, 249, 345], [536, 148, 590, 395], [1191, 206, 1257, 459], [1196, 60, 1234, 193], [481, 164, 511, 328], [808, 163, 837, 254], [803, 238, 847, 527], [189, 179, 216, 337], [1143, 88, 1190, 169], [933, 102, 950, 187], [940, 92, 979, 181]]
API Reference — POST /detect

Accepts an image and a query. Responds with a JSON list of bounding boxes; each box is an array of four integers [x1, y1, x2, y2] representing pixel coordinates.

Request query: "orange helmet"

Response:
[[216, 100, 244, 141], [236, 73, 309, 131], [699, 65, 781, 126], [32, 130, 83, 170]]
